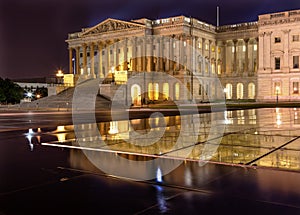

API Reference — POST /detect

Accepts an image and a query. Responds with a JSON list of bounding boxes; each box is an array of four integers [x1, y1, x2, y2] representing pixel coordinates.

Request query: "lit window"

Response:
[[211, 46, 215, 52], [253, 44, 257, 51], [217, 64, 221, 74], [232, 46, 235, 53], [274, 82, 281, 94], [205, 44, 208, 50], [242, 45, 246, 52], [218, 48, 221, 53], [237, 83, 244, 99], [275, 37, 281, 43], [175, 83, 180, 100], [173, 42, 176, 49], [293, 56, 299, 69], [293, 82, 299, 94], [198, 42, 202, 49], [293, 35, 299, 42], [275, 57, 280, 70], [183, 41, 186, 47]]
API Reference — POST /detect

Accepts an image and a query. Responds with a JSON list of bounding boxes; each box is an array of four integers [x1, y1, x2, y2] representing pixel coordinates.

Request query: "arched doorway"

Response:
[[131, 84, 141, 106]]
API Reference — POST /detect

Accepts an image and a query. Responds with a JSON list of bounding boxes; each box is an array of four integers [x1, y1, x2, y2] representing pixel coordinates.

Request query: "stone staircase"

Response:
[[20, 79, 114, 110]]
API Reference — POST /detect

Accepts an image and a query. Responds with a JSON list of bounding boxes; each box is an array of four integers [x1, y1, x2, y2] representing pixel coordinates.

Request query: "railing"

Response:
[[217, 22, 258, 32]]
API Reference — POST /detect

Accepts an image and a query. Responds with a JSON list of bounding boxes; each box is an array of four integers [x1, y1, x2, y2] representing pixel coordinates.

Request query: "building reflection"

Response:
[[45, 108, 300, 171]]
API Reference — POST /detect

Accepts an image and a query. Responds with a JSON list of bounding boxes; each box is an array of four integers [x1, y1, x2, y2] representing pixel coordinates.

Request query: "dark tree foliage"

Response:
[[0, 78, 24, 104]]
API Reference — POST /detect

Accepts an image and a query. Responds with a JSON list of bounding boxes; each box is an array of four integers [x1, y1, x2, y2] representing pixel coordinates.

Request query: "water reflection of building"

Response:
[[66, 9, 300, 103], [43, 109, 300, 171]]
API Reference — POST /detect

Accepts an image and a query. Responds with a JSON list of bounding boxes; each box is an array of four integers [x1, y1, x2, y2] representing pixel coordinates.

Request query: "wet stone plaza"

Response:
[[1, 107, 300, 214]]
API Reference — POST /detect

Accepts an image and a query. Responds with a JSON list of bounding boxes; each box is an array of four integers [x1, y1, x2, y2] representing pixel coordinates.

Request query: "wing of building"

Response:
[[66, 9, 300, 104]]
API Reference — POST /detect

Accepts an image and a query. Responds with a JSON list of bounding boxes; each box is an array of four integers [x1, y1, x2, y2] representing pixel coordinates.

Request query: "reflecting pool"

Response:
[[40, 108, 300, 172]]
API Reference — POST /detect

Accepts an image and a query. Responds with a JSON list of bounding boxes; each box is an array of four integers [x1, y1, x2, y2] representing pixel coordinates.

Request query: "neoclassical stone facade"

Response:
[[66, 8, 300, 103]]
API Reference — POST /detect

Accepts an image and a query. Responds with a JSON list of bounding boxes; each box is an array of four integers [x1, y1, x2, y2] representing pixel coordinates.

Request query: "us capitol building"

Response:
[[66, 8, 300, 105]]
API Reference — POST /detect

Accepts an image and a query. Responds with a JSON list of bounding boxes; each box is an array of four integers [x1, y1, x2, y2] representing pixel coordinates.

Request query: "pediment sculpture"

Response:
[[83, 19, 143, 35]]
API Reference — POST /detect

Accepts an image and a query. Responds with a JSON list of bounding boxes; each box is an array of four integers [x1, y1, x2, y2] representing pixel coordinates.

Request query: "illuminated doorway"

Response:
[[163, 83, 169, 100], [174, 83, 180, 100], [131, 84, 141, 106]]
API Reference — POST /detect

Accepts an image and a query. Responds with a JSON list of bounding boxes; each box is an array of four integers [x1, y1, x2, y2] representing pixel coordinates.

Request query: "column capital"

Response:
[[244, 38, 250, 43], [232, 39, 238, 44], [282, 29, 290, 34]]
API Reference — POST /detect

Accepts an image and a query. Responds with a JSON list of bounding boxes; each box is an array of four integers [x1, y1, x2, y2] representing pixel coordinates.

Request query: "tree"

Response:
[[0, 78, 24, 104]]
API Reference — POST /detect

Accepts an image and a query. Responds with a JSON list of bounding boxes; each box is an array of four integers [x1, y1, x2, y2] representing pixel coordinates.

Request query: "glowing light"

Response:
[[26, 92, 33, 98], [156, 167, 163, 183], [56, 70, 64, 77]]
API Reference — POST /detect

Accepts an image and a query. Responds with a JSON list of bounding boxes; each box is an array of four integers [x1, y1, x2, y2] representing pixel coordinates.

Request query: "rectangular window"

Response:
[[274, 82, 281, 94], [293, 82, 299, 94], [293, 35, 299, 42], [110, 50, 113, 55], [87, 52, 90, 57], [253, 44, 257, 51], [205, 44, 208, 50], [217, 64, 221, 74], [80, 53, 83, 58], [275, 37, 281, 43], [275, 57, 280, 70], [232, 46, 235, 53], [102, 50, 105, 55], [211, 46, 215, 52], [118, 49, 120, 54], [242, 45, 246, 52], [293, 56, 299, 69], [199, 84, 202, 95], [198, 42, 202, 49]]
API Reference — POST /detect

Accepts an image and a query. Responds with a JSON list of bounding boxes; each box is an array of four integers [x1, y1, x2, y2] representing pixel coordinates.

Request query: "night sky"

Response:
[[0, 0, 300, 79]]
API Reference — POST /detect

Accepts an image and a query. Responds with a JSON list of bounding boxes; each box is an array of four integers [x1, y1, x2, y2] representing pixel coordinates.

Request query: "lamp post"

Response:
[[56, 70, 64, 85], [276, 86, 280, 105]]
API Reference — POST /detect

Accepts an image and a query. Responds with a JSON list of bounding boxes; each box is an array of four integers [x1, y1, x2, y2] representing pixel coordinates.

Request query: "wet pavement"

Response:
[[1, 108, 300, 214]]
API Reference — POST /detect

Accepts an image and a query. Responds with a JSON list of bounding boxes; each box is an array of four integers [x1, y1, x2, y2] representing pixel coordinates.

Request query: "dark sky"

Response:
[[1, 0, 300, 79]]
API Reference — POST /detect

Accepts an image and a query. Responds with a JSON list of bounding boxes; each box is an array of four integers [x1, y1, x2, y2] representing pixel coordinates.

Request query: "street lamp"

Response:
[[56, 70, 64, 85], [275, 86, 280, 105]]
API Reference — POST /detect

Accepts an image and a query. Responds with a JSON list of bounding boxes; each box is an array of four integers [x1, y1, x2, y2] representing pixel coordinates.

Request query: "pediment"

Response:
[[82, 18, 145, 36]]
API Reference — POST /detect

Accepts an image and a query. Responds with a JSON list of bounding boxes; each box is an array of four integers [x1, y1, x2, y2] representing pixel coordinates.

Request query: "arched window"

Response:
[[237, 83, 244, 99], [248, 83, 255, 99], [131, 84, 141, 106], [148, 83, 153, 100], [163, 83, 169, 100], [153, 83, 159, 100], [225, 83, 232, 99]]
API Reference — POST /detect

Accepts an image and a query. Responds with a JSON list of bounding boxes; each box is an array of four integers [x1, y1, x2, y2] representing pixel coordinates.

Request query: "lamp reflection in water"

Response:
[[156, 167, 163, 183], [154, 185, 168, 213], [25, 128, 34, 151], [276, 107, 282, 127]]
